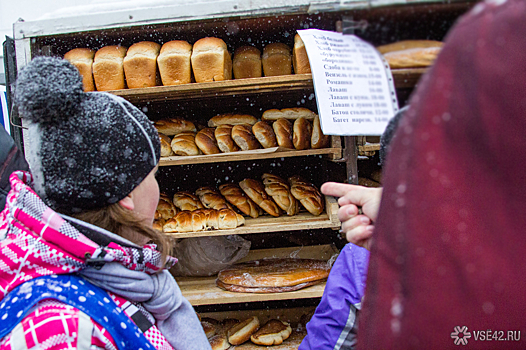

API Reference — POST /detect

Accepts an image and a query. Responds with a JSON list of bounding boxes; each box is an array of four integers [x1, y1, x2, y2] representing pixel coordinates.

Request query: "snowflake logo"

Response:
[[451, 326, 472, 345]]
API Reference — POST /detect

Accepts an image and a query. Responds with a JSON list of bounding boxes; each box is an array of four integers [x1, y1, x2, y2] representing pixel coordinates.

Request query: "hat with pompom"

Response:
[[14, 56, 160, 214]]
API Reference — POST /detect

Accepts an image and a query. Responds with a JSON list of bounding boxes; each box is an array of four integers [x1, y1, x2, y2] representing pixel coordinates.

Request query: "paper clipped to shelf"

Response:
[[297, 29, 399, 136]]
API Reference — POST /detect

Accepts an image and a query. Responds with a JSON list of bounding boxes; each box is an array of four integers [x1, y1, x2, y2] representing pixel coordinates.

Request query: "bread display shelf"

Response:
[[165, 195, 339, 239], [176, 245, 338, 306], [108, 69, 426, 103], [159, 146, 342, 166]]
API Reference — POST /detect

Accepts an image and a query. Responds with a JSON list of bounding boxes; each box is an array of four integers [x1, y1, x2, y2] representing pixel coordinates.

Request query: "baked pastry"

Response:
[[195, 187, 231, 210], [195, 128, 221, 155], [289, 176, 324, 216], [154, 118, 196, 136], [157, 40, 193, 86], [376, 40, 443, 54], [172, 191, 204, 211], [218, 208, 245, 229], [293, 117, 312, 150], [202, 320, 217, 338], [123, 41, 161, 89], [250, 319, 292, 346], [191, 37, 232, 82], [232, 124, 261, 151], [221, 319, 240, 334], [216, 258, 331, 293], [262, 173, 299, 216], [215, 125, 240, 153], [208, 334, 230, 350], [227, 316, 260, 345], [163, 211, 193, 233], [64, 48, 95, 91], [233, 46, 262, 79], [262, 43, 292, 76], [170, 132, 201, 156], [92, 45, 127, 91], [252, 121, 278, 148], [383, 47, 442, 69], [311, 115, 330, 149], [159, 133, 174, 157], [160, 193, 172, 202], [272, 118, 294, 149], [152, 219, 164, 231], [293, 34, 311, 74], [219, 183, 261, 218], [208, 113, 258, 127], [157, 198, 177, 220], [239, 179, 280, 217], [262, 107, 317, 121]]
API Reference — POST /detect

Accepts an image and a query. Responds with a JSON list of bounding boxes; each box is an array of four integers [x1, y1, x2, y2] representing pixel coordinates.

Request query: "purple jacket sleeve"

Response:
[[299, 243, 369, 350]]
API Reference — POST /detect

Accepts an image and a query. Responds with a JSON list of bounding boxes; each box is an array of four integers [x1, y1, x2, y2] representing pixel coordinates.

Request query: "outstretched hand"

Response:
[[321, 182, 382, 250]]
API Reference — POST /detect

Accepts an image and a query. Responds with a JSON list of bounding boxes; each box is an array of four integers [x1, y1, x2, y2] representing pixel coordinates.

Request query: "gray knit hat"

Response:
[[14, 56, 160, 214]]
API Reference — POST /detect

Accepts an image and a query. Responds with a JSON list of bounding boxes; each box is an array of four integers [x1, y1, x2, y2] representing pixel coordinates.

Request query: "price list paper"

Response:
[[297, 29, 399, 136]]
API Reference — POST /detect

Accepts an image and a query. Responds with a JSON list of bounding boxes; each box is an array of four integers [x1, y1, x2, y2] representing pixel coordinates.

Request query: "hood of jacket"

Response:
[[0, 171, 176, 300]]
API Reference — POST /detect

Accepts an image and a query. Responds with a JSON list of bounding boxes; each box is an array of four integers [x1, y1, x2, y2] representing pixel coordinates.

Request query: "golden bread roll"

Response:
[[159, 133, 174, 157], [160, 193, 171, 202], [195, 128, 221, 155], [157, 40, 192, 85], [227, 316, 260, 346], [172, 191, 204, 211], [208, 334, 229, 350], [311, 115, 330, 149], [218, 208, 245, 229], [233, 45, 262, 79], [273, 118, 294, 149], [152, 219, 164, 232], [219, 183, 261, 218], [262, 43, 292, 76], [215, 124, 240, 153], [92, 45, 127, 91], [163, 211, 193, 233], [252, 121, 278, 148], [170, 132, 201, 156], [191, 37, 232, 82], [293, 34, 311, 74], [383, 47, 442, 69], [262, 173, 299, 216], [231, 124, 261, 151], [221, 319, 240, 334], [154, 210, 162, 221], [195, 187, 231, 210], [123, 41, 161, 89], [202, 320, 217, 338], [293, 117, 312, 150], [239, 179, 280, 217], [157, 198, 177, 220], [64, 48, 95, 92], [250, 319, 292, 346], [208, 113, 258, 127], [376, 39, 443, 54], [289, 176, 324, 216], [154, 118, 196, 136], [262, 107, 317, 121]]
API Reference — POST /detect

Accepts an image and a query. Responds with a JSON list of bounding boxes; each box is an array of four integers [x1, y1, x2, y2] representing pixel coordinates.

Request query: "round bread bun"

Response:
[[252, 121, 278, 148], [215, 124, 240, 153], [195, 128, 221, 155], [272, 118, 294, 149], [250, 319, 292, 346], [227, 316, 260, 345]]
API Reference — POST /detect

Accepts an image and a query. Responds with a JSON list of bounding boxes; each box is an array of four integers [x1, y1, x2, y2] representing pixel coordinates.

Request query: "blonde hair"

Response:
[[72, 203, 173, 267]]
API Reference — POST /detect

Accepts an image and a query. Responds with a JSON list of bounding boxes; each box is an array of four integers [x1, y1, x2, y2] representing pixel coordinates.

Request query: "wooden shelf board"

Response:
[[164, 196, 340, 239], [107, 69, 427, 103], [159, 147, 342, 166], [358, 143, 380, 152]]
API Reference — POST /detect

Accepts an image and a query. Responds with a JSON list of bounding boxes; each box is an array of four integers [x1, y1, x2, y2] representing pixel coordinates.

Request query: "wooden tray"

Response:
[[164, 195, 340, 239], [175, 245, 339, 306]]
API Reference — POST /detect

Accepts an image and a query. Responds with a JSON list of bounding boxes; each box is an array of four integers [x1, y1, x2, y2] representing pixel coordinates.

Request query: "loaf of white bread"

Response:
[[376, 40, 443, 69], [191, 37, 232, 82], [262, 43, 292, 77], [123, 41, 161, 89], [233, 46, 262, 79], [64, 48, 96, 92], [262, 107, 317, 121], [208, 113, 258, 127], [157, 40, 193, 86], [154, 118, 196, 136], [293, 34, 311, 74], [92, 45, 127, 91]]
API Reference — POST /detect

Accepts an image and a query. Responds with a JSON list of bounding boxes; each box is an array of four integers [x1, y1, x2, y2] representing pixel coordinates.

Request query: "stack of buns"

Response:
[[376, 40, 443, 69], [154, 108, 330, 159]]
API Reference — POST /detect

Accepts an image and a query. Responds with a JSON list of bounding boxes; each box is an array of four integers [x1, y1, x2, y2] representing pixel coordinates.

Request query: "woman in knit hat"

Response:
[[0, 57, 211, 350]]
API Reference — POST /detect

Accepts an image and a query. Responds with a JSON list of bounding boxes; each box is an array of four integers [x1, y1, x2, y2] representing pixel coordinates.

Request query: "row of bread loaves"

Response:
[[64, 35, 311, 92]]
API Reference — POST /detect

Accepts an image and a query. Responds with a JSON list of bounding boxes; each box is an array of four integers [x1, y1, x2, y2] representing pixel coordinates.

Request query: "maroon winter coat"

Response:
[[358, 0, 526, 349]]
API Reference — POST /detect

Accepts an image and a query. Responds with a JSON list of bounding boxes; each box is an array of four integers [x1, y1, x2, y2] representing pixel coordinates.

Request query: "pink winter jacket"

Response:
[[0, 171, 174, 350]]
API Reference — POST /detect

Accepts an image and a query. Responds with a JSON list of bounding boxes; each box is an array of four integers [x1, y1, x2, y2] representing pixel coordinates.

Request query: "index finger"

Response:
[[321, 182, 363, 198]]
